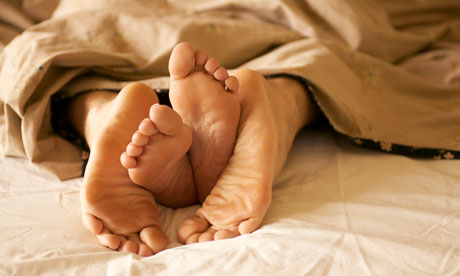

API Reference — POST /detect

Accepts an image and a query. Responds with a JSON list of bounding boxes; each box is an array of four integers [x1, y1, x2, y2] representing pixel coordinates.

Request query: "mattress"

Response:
[[1, 127, 459, 275]]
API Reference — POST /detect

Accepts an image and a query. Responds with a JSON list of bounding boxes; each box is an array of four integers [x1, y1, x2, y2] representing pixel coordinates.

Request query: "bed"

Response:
[[1, 0, 460, 275], [1, 127, 460, 275]]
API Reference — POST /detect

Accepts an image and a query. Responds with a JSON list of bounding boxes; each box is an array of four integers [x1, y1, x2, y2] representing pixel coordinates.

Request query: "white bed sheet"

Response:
[[1, 128, 460, 275]]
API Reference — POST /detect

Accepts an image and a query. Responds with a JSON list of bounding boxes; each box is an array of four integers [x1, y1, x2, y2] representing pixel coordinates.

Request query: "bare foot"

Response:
[[177, 69, 316, 243], [80, 83, 171, 256], [168, 42, 240, 203], [120, 103, 197, 208]]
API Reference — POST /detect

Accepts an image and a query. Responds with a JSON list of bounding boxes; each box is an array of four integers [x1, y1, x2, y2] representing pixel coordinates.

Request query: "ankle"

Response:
[[266, 76, 317, 136], [67, 91, 117, 148], [233, 69, 317, 137]]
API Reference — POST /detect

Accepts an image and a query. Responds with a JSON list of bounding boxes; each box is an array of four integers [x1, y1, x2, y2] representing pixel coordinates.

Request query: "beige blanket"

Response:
[[1, 0, 459, 179]]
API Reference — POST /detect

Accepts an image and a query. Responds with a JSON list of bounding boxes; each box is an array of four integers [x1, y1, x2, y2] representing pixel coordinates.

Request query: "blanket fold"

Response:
[[1, 0, 459, 179]]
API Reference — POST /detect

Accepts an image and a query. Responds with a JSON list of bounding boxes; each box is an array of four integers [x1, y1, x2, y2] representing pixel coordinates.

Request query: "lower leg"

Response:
[[65, 91, 117, 149], [261, 75, 319, 174], [265, 75, 318, 133]]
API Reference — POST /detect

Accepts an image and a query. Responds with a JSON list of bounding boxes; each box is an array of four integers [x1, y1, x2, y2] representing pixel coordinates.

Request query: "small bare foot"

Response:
[[81, 83, 170, 256], [120, 103, 197, 208], [177, 69, 315, 243], [168, 42, 240, 203]]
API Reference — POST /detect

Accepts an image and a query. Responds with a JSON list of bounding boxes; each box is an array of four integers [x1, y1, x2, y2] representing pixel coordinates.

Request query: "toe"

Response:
[[214, 67, 228, 82], [214, 226, 240, 240], [96, 229, 121, 250], [119, 239, 138, 254], [139, 226, 168, 254], [126, 143, 143, 157], [194, 49, 208, 67], [169, 42, 194, 80], [138, 118, 158, 136], [198, 228, 217, 243], [214, 227, 239, 240], [185, 233, 201, 244], [225, 76, 239, 93], [138, 243, 154, 257], [204, 57, 220, 74], [120, 152, 136, 168], [238, 217, 264, 235], [126, 234, 153, 256], [149, 104, 184, 136], [177, 215, 210, 244], [132, 131, 149, 146], [82, 213, 104, 235]]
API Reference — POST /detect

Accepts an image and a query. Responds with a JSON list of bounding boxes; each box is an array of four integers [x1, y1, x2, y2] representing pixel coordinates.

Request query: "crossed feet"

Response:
[[80, 42, 307, 256]]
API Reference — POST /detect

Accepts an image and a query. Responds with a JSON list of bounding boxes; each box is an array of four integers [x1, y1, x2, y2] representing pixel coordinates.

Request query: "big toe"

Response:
[[177, 215, 210, 244], [140, 226, 168, 254], [149, 104, 185, 136], [169, 42, 194, 80], [120, 104, 187, 169]]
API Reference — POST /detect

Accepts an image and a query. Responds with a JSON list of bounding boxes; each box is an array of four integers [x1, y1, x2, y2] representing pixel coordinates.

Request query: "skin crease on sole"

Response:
[[79, 83, 171, 256], [168, 42, 241, 203], [177, 67, 315, 244], [77, 42, 314, 255]]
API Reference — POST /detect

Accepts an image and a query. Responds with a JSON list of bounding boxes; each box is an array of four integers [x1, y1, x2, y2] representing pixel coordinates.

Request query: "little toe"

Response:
[[204, 57, 220, 74], [214, 228, 239, 240], [225, 76, 239, 93], [120, 152, 136, 168], [149, 104, 184, 136], [238, 217, 264, 235], [177, 215, 210, 244], [138, 118, 158, 136], [169, 42, 194, 80], [139, 226, 168, 254], [132, 131, 149, 146], [126, 143, 143, 157], [96, 229, 121, 250], [82, 213, 103, 235], [214, 67, 228, 82], [198, 228, 217, 243], [194, 49, 208, 67], [185, 233, 201, 244]]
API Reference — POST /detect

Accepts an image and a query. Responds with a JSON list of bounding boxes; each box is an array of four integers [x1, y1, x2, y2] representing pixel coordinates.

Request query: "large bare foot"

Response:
[[177, 69, 317, 243], [168, 42, 240, 203], [80, 83, 172, 256], [120, 103, 197, 208]]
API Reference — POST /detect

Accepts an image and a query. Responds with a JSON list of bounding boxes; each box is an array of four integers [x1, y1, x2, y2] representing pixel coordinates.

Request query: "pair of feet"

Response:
[[80, 43, 308, 256]]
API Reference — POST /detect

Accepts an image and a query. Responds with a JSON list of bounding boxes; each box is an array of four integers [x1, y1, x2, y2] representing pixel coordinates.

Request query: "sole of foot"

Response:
[[177, 69, 301, 244], [80, 83, 170, 256], [120, 103, 198, 208], [168, 42, 241, 203]]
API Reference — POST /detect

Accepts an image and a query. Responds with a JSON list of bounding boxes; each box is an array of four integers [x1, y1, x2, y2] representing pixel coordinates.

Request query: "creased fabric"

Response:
[[0, 0, 459, 179], [2, 129, 460, 275]]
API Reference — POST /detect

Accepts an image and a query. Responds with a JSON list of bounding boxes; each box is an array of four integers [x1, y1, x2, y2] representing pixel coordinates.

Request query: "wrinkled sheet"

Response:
[[0, 0, 459, 179], [1, 128, 460, 275], [1, 2, 460, 275]]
